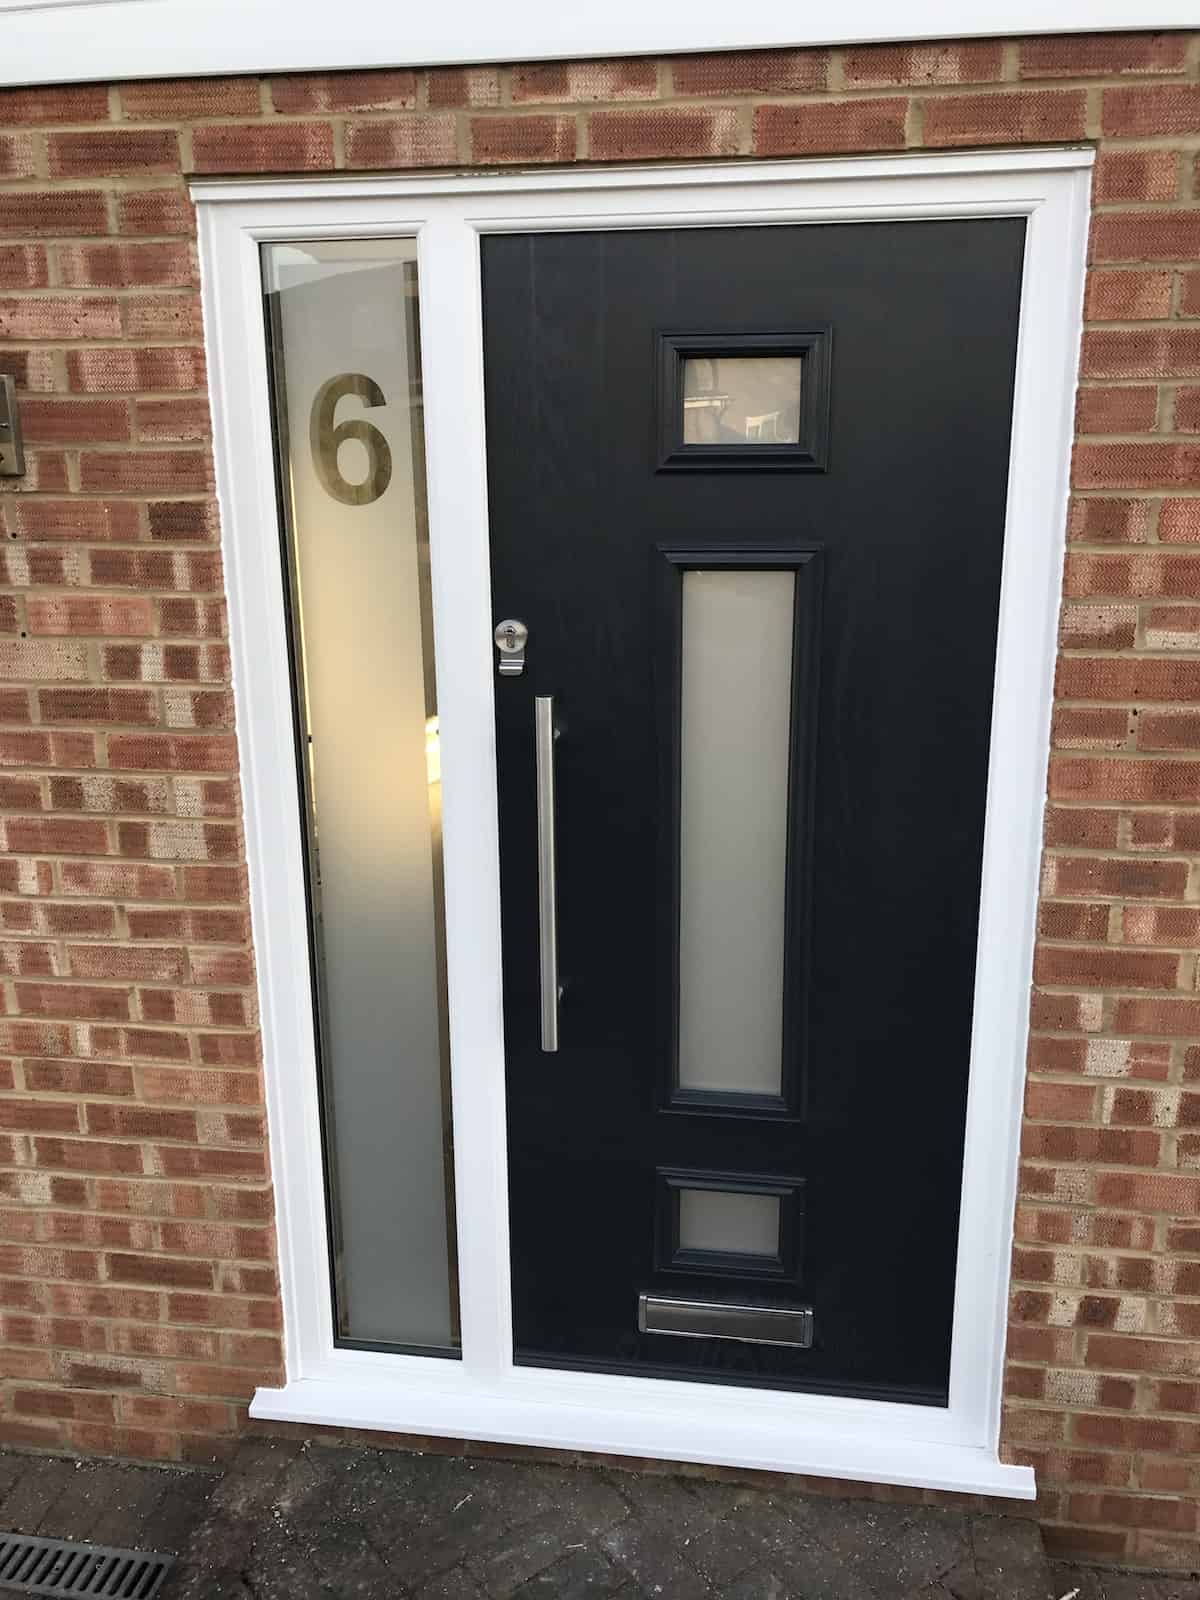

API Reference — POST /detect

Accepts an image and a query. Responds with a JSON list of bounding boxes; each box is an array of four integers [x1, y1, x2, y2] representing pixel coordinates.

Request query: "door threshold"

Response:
[[250, 1377, 1035, 1500]]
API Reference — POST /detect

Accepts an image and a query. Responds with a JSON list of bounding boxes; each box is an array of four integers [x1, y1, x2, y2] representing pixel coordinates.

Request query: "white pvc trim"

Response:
[[7, 1, 1197, 88], [251, 1374, 1035, 1498], [194, 148, 1092, 1499]]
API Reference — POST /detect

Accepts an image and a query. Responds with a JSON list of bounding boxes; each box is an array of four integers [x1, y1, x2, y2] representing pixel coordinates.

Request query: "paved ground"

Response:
[[0, 1447, 215, 1574], [0, 1438, 1194, 1599]]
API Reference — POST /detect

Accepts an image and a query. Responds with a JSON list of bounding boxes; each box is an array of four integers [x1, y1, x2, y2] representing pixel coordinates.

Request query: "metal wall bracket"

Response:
[[0, 375, 25, 478]]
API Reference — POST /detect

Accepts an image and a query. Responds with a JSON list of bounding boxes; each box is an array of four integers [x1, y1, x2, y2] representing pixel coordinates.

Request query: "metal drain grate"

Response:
[[0, 1534, 173, 1598]]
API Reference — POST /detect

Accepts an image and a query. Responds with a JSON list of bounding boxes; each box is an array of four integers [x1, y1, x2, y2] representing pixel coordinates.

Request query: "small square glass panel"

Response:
[[682, 355, 803, 446], [677, 1187, 781, 1257]]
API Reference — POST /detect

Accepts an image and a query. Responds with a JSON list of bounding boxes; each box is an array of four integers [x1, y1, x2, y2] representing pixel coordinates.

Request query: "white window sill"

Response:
[[251, 1376, 1035, 1500]]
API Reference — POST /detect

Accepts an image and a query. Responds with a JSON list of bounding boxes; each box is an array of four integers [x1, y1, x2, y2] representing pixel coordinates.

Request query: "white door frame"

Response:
[[194, 147, 1091, 1499]]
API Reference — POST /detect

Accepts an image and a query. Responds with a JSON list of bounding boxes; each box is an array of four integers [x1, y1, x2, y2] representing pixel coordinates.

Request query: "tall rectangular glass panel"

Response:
[[677, 569, 795, 1098], [263, 239, 458, 1352]]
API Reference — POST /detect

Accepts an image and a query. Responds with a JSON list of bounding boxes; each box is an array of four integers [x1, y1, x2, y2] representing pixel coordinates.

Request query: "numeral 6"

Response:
[[309, 372, 393, 506]]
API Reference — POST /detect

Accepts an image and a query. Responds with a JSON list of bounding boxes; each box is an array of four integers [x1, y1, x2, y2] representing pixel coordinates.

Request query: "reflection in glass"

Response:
[[263, 239, 459, 1352], [677, 570, 795, 1098], [682, 355, 803, 445], [678, 1188, 781, 1257]]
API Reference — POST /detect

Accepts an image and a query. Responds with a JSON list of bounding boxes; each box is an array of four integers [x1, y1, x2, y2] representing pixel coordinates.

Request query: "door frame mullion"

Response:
[[194, 148, 1091, 1498]]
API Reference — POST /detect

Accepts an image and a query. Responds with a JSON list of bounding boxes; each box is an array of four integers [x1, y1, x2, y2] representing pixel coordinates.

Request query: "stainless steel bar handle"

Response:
[[534, 695, 559, 1052]]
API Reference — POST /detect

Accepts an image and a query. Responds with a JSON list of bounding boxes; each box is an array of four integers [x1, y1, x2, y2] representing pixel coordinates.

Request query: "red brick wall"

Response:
[[1, 30, 1198, 1571]]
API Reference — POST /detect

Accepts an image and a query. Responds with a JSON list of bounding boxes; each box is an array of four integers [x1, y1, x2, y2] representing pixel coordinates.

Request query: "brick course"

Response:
[[0, 28, 1198, 1570]]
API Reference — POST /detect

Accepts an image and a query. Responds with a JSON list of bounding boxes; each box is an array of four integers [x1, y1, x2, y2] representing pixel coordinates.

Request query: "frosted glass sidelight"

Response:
[[678, 1188, 781, 1257], [677, 569, 795, 1097], [263, 239, 458, 1351]]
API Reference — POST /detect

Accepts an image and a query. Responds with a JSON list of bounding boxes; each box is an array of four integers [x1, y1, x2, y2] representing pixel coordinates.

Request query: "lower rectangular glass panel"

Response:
[[677, 1188, 780, 1256], [263, 239, 458, 1352], [682, 356, 803, 445], [677, 569, 795, 1097]]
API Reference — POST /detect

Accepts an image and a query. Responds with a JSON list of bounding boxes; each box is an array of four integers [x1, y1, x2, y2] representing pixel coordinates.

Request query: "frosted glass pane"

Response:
[[678, 569, 794, 1097], [683, 356, 803, 444], [264, 239, 457, 1351], [678, 1189, 780, 1257]]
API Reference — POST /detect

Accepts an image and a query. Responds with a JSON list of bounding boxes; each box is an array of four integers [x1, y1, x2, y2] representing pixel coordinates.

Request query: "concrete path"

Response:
[[0, 1440, 1194, 1599]]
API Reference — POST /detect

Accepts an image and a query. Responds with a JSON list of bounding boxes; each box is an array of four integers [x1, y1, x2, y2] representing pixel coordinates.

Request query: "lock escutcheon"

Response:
[[494, 619, 528, 677]]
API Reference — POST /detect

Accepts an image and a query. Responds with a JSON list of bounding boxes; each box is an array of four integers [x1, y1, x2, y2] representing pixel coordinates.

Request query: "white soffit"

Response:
[[2, 0, 1196, 89]]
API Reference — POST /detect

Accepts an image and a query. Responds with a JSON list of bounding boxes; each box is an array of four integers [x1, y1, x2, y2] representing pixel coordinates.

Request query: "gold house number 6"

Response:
[[309, 372, 393, 506]]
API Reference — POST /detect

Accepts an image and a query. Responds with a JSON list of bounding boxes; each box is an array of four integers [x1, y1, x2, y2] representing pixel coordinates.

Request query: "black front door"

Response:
[[483, 220, 1024, 1404]]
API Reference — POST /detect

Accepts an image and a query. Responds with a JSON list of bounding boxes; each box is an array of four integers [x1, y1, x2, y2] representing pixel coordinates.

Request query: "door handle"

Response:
[[534, 695, 559, 1052]]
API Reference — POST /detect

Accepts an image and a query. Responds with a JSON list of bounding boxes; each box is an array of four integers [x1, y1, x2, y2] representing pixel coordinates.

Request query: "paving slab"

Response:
[[0, 1456, 87, 1536], [137, 1471, 220, 1556], [469, 1480, 627, 1597], [87, 1465, 194, 1552], [510, 1548, 628, 1600], [0, 1453, 214, 1559], [970, 1511, 1061, 1600], [852, 1508, 971, 1597], [28, 1460, 121, 1543]]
